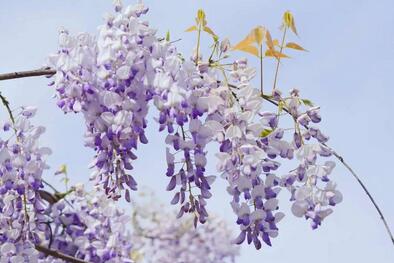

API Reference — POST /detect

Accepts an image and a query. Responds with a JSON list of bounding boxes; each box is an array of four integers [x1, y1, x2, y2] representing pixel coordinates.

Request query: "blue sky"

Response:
[[1, 0, 393, 262]]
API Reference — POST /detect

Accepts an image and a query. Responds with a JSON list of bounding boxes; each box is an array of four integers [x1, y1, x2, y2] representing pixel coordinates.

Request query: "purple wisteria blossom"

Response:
[[45, 0, 343, 252], [130, 192, 239, 263], [39, 185, 134, 263], [0, 108, 51, 262], [48, 2, 159, 201]]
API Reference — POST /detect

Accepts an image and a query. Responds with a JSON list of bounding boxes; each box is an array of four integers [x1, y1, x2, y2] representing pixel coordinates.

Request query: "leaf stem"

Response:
[[260, 44, 264, 94], [273, 27, 287, 91], [196, 26, 202, 65]]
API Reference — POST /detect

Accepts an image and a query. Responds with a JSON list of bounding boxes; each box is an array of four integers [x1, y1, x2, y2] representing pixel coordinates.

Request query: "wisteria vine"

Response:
[[0, 0, 393, 262], [46, 0, 346, 247]]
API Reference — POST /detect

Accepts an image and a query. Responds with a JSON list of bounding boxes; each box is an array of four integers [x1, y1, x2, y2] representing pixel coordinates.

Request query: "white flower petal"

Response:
[[116, 65, 131, 79], [225, 125, 242, 139]]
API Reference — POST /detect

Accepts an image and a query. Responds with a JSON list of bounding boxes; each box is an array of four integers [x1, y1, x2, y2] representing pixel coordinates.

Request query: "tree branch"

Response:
[[35, 245, 88, 263], [0, 68, 56, 81]]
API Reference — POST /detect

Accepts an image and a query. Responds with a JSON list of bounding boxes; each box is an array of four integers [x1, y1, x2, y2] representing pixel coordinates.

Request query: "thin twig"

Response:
[[327, 148, 394, 245], [0, 92, 15, 124], [35, 245, 89, 263], [0, 67, 56, 81]]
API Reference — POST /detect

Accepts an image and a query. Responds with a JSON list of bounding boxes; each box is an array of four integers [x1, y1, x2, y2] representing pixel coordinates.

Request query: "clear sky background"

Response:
[[1, 0, 394, 262]]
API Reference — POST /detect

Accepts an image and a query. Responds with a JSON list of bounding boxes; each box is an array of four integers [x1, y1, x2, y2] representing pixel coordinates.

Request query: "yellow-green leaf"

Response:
[[203, 26, 217, 37], [235, 45, 259, 57], [185, 25, 197, 32], [165, 30, 170, 41], [130, 250, 144, 261], [55, 164, 67, 175], [283, 11, 293, 27], [301, 99, 314, 107], [278, 100, 285, 113], [196, 9, 207, 27], [260, 128, 273, 137], [213, 34, 219, 43], [265, 30, 274, 51], [232, 36, 253, 51], [265, 49, 289, 58], [253, 26, 265, 46], [283, 11, 298, 35], [232, 26, 266, 56], [286, 42, 307, 51], [197, 9, 205, 21]]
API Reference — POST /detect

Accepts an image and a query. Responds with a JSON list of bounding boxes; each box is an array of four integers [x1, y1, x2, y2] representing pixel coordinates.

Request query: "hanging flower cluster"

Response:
[[48, 1, 156, 201], [37, 184, 238, 263], [0, 108, 51, 262], [45, 0, 343, 251], [130, 192, 239, 263], [39, 185, 134, 263]]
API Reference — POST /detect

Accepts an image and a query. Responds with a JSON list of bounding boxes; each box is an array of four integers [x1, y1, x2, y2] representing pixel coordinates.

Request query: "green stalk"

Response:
[[260, 44, 264, 94], [273, 26, 287, 91], [195, 25, 202, 65]]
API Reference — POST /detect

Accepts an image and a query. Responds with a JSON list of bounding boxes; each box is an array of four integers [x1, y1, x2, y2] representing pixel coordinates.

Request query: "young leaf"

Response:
[[197, 9, 207, 27], [232, 26, 265, 57], [232, 34, 254, 51], [278, 100, 285, 113], [286, 42, 307, 51], [265, 49, 289, 59], [253, 26, 265, 46], [283, 11, 298, 35], [186, 9, 217, 39], [283, 11, 293, 27], [301, 99, 314, 107], [265, 30, 274, 51], [203, 26, 217, 38], [55, 164, 67, 175], [185, 25, 197, 32], [236, 45, 259, 57], [260, 128, 273, 137], [131, 251, 144, 262], [166, 30, 170, 41]]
